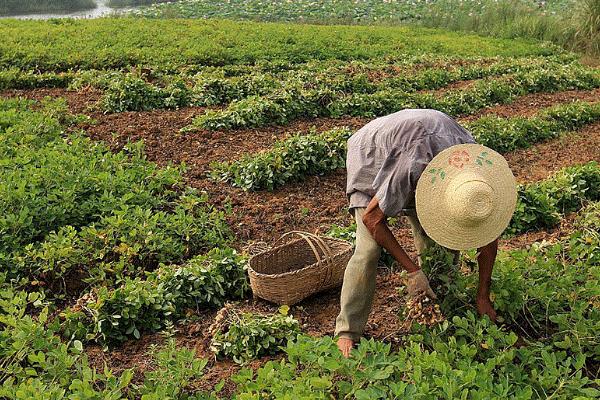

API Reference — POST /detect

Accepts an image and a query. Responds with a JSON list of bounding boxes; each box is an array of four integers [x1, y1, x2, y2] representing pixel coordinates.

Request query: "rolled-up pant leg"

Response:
[[335, 208, 381, 341]]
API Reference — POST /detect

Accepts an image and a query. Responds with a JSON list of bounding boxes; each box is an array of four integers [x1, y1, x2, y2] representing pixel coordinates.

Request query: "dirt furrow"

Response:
[[460, 88, 600, 121]]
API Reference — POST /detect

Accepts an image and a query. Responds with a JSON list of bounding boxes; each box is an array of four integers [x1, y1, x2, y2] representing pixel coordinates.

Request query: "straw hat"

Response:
[[415, 144, 517, 250]]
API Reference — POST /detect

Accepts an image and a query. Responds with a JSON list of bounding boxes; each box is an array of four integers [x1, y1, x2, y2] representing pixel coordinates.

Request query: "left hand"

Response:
[[407, 269, 437, 299], [476, 297, 497, 322]]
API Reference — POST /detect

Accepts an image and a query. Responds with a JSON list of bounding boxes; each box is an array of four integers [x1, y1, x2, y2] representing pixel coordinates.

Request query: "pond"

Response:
[[0, 0, 138, 20]]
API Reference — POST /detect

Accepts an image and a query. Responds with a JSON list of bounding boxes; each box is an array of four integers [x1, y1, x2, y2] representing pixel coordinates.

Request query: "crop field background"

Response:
[[0, 1, 599, 399]]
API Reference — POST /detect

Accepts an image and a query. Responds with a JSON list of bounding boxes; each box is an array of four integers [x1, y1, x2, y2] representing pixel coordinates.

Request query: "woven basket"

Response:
[[248, 231, 353, 305]]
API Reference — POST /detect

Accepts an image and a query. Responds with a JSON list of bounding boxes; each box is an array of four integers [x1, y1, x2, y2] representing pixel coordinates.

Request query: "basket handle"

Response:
[[276, 231, 336, 289]]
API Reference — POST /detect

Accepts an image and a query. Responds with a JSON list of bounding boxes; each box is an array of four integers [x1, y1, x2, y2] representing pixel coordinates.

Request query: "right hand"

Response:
[[406, 269, 437, 299]]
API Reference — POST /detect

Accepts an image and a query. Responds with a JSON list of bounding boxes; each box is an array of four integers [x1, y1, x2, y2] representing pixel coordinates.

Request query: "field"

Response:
[[1, 10, 600, 400]]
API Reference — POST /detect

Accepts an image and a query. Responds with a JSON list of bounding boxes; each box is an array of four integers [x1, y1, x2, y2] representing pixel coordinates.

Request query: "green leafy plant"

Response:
[[100, 73, 192, 112], [135, 339, 208, 400], [210, 127, 351, 190], [0, 274, 133, 398], [508, 161, 600, 234], [210, 305, 300, 364], [15, 191, 231, 294], [190, 63, 600, 131], [61, 247, 249, 344]]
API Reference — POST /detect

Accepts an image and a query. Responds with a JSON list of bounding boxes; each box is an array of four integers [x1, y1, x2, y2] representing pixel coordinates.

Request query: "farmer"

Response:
[[335, 109, 517, 357]]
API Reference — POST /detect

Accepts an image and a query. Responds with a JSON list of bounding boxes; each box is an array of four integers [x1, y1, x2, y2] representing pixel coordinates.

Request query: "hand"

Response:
[[406, 269, 437, 299], [476, 297, 497, 322]]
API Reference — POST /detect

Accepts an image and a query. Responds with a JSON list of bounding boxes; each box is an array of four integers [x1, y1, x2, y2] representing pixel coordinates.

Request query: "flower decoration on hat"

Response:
[[448, 149, 471, 169]]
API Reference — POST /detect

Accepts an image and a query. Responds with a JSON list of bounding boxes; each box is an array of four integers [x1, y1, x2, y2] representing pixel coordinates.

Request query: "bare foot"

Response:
[[337, 337, 354, 358]]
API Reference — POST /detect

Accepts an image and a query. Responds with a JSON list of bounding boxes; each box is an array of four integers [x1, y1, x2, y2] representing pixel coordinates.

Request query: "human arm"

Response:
[[362, 196, 420, 273], [362, 197, 436, 298], [476, 239, 498, 321]]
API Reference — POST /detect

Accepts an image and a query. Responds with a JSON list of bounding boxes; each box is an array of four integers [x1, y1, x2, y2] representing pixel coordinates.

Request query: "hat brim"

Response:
[[415, 144, 517, 250]]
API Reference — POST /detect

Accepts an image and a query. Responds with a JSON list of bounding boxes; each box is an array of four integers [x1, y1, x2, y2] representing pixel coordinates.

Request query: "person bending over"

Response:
[[336, 109, 517, 357]]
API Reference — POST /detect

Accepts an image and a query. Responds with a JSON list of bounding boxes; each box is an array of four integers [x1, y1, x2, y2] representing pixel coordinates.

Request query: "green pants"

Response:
[[334, 207, 457, 341]]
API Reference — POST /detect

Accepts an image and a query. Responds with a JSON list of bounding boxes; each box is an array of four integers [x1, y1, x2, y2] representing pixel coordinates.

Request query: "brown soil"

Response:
[[505, 122, 600, 183], [460, 88, 600, 121], [1, 87, 103, 115]]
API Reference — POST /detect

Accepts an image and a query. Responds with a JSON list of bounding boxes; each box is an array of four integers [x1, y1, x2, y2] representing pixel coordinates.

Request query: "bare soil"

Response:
[[460, 88, 600, 121]]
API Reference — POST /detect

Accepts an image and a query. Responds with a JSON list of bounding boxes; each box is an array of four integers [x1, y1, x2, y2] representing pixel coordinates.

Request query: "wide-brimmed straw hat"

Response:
[[415, 144, 517, 250]]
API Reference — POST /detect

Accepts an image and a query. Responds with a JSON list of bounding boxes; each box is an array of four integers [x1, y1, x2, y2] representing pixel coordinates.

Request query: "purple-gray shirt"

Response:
[[346, 109, 476, 217]]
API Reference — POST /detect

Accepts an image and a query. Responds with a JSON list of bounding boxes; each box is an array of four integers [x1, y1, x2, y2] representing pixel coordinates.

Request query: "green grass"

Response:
[[0, 18, 558, 72], [131, 0, 598, 58], [0, 0, 96, 16], [418, 0, 600, 58]]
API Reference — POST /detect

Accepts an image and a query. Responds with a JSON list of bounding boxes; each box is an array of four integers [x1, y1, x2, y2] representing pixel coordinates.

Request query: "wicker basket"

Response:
[[248, 231, 353, 305]]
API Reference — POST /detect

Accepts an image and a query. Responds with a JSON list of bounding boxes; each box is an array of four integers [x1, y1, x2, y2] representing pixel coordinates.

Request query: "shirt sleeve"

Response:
[[373, 139, 431, 217]]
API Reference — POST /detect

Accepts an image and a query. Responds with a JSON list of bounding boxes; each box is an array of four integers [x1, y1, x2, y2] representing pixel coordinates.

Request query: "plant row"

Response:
[[2, 54, 547, 91], [0, 97, 231, 298], [0, 18, 555, 72], [210, 127, 352, 190], [189, 55, 553, 108], [211, 101, 600, 191], [61, 247, 249, 345], [466, 100, 600, 153], [0, 277, 213, 398], [92, 55, 555, 112], [189, 63, 600, 131], [509, 161, 600, 234]]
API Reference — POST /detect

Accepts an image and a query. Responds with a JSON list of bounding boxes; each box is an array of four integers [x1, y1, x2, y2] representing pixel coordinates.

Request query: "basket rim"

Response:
[[248, 236, 353, 278]]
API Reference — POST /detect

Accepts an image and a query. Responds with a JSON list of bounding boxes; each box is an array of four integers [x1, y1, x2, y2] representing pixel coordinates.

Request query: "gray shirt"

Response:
[[346, 109, 476, 217]]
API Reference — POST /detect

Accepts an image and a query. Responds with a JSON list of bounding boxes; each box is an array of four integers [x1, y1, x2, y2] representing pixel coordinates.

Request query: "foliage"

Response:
[[467, 100, 600, 153], [100, 73, 192, 112], [210, 127, 352, 191], [131, 0, 597, 57], [0, 68, 73, 90], [191, 63, 600, 130], [568, 201, 600, 266], [0, 18, 556, 73], [135, 339, 209, 400], [572, 0, 600, 56], [15, 191, 231, 294], [61, 247, 249, 344], [210, 305, 300, 364], [0, 97, 184, 254], [0, 275, 133, 398], [419, 0, 599, 57], [232, 327, 597, 399], [509, 161, 600, 234], [190, 55, 552, 108], [0, 96, 231, 301], [108, 0, 175, 7]]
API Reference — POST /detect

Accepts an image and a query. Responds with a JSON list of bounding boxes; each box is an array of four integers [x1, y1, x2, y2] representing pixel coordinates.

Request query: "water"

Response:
[[0, 0, 137, 20]]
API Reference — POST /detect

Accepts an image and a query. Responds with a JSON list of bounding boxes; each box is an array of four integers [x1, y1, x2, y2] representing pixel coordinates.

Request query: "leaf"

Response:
[[279, 305, 290, 316], [73, 340, 83, 352]]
